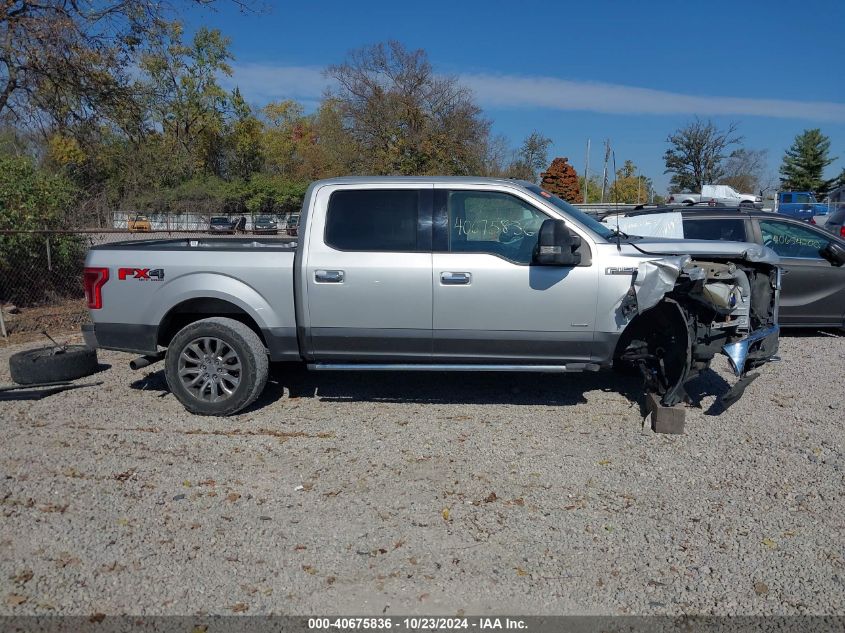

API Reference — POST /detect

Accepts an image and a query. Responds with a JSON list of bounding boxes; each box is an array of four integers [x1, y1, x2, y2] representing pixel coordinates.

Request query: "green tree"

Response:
[[141, 24, 234, 177], [664, 118, 741, 192], [228, 88, 264, 180], [779, 129, 836, 194], [511, 131, 552, 183], [608, 160, 653, 204], [0, 155, 82, 304]]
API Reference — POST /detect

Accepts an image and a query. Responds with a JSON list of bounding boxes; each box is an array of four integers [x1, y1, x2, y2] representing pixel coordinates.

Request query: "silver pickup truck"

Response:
[[83, 177, 781, 416]]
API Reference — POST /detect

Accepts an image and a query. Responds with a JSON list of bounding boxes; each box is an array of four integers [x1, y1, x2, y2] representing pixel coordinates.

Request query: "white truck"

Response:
[[668, 185, 762, 208]]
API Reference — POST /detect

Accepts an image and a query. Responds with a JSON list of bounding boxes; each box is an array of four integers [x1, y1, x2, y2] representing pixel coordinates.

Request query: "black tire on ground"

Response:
[[164, 317, 269, 416], [9, 345, 99, 385], [740, 201, 754, 209]]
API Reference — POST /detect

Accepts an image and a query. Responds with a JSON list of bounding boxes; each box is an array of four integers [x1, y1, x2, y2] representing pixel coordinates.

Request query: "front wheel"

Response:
[[164, 317, 269, 416]]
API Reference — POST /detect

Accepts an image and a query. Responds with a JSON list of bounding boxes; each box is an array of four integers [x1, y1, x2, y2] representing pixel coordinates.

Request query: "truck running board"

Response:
[[306, 363, 601, 373]]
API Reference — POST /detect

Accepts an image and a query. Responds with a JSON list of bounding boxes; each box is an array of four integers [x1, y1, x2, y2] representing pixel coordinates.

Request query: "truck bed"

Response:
[[85, 238, 299, 360]]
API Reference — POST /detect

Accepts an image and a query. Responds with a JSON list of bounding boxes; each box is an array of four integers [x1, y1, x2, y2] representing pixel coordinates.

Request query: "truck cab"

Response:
[[775, 191, 828, 222]]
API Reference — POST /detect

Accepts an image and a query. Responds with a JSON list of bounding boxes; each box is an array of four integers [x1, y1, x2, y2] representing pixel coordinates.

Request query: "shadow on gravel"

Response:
[[124, 362, 749, 416], [278, 363, 646, 408], [779, 327, 844, 338]]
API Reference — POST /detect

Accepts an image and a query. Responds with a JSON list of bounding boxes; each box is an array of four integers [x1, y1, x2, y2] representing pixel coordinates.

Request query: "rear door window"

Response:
[[759, 220, 826, 259], [683, 218, 747, 242], [326, 190, 420, 251]]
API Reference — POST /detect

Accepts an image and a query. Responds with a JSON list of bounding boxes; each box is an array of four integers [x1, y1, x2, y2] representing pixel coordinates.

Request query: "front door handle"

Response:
[[315, 269, 344, 283], [441, 271, 471, 285]]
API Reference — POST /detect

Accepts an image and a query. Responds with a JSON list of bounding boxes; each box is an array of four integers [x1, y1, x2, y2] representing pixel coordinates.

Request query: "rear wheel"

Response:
[[164, 317, 268, 416], [740, 200, 754, 209]]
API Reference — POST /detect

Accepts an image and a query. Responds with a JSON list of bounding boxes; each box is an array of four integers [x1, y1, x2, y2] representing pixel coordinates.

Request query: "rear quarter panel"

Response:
[[86, 246, 296, 334]]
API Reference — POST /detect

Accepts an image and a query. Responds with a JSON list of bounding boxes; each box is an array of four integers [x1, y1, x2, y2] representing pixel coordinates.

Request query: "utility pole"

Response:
[[583, 139, 591, 204], [600, 139, 611, 204]]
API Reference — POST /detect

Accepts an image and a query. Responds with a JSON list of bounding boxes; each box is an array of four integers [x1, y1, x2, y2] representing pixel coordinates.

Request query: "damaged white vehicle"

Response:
[[82, 178, 781, 415]]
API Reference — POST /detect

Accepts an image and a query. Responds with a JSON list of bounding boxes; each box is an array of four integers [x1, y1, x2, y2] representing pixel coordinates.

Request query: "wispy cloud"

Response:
[[225, 63, 845, 122]]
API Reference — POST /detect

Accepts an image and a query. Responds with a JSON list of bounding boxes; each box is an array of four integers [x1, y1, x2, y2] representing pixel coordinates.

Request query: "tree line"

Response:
[[1, 0, 842, 232]]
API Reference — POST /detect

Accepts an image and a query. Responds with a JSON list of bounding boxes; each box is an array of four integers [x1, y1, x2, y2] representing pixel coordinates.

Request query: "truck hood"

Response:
[[623, 237, 779, 265]]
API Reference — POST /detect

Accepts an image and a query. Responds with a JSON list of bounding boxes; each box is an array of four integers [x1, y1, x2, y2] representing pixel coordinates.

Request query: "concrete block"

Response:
[[645, 392, 686, 434]]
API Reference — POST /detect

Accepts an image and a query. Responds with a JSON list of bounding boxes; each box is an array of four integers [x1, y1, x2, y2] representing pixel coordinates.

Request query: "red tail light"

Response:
[[809, 218, 816, 225], [840, 226, 845, 238], [83, 267, 109, 309]]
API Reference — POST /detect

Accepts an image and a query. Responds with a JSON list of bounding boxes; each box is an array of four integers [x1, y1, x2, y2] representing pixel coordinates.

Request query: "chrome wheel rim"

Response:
[[177, 337, 242, 402]]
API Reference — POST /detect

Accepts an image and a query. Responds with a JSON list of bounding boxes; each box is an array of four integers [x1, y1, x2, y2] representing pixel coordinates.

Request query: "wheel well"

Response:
[[157, 298, 267, 349]]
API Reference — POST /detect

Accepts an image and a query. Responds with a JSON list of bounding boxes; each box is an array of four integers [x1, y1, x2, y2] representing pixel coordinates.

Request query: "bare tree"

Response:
[[719, 148, 768, 194], [325, 40, 491, 175], [664, 118, 742, 192]]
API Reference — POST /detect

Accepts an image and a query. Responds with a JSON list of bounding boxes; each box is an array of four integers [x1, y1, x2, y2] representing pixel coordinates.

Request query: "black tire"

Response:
[[740, 201, 754, 209], [9, 345, 98, 385], [164, 317, 268, 416]]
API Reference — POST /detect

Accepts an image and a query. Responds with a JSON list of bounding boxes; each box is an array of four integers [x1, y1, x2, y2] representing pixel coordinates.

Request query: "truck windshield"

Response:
[[523, 184, 615, 240]]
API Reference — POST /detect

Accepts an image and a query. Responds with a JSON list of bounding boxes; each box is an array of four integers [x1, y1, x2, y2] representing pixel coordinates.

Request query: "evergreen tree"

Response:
[[779, 129, 836, 194]]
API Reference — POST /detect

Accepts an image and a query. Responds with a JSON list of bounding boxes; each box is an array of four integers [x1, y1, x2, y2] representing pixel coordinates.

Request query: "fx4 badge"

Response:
[[605, 266, 637, 275], [118, 267, 165, 281]]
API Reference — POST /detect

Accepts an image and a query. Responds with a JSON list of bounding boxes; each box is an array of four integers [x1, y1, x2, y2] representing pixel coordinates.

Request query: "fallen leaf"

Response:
[[762, 538, 777, 549], [754, 582, 769, 595], [230, 603, 248, 613], [6, 594, 27, 607], [183, 480, 192, 487], [226, 492, 241, 503], [12, 569, 33, 585], [89, 613, 106, 623], [598, 459, 612, 466], [515, 567, 528, 577], [302, 565, 317, 575], [484, 492, 498, 503], [441, 507, 450, 521]]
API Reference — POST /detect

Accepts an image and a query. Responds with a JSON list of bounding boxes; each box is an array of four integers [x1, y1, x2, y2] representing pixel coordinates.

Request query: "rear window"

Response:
[[828, 207, 845, 224], [211, 217, 229, 224], [325, 190, 420, 251], [683, 218, 747, 242]]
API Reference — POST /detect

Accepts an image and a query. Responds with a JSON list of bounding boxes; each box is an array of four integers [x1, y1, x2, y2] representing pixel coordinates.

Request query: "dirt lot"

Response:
[[0, 331, 843, 616]]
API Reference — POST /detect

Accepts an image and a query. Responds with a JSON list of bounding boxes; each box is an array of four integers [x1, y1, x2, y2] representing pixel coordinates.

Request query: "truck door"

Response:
[[431, 187, 598, 363], [303, 185, 433, 360]]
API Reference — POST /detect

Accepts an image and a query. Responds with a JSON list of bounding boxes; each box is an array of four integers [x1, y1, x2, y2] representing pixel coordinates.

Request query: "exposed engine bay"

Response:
[[617, 251, 781, 409]]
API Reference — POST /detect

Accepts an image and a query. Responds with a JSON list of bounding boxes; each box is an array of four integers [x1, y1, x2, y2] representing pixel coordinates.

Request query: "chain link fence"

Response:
[[0, 224, 295, 339]]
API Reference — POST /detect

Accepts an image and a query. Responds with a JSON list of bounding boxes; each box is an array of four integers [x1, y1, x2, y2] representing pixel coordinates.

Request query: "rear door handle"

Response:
[[440, 272, 471, 285], [315, 269, 344, 283]]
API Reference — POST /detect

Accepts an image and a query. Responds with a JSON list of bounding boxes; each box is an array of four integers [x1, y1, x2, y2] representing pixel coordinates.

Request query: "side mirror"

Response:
[[820, 240, 845, 267], [533, 219, 582, 266]]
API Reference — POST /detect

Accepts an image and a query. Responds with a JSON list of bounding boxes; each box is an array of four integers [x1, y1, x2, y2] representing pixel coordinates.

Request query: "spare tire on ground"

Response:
[[9, 345, 98, 385]]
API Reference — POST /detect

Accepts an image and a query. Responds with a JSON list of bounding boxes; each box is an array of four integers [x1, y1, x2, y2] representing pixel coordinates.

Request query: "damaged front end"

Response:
[[617, 247, 781, 409]]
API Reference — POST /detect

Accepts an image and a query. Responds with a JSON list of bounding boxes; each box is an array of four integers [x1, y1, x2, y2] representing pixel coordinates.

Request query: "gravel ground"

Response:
[[0, 331, 843, 616]]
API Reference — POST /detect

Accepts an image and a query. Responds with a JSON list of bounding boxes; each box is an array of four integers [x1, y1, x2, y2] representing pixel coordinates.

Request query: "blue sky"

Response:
[[182, 0, 845, 194]]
